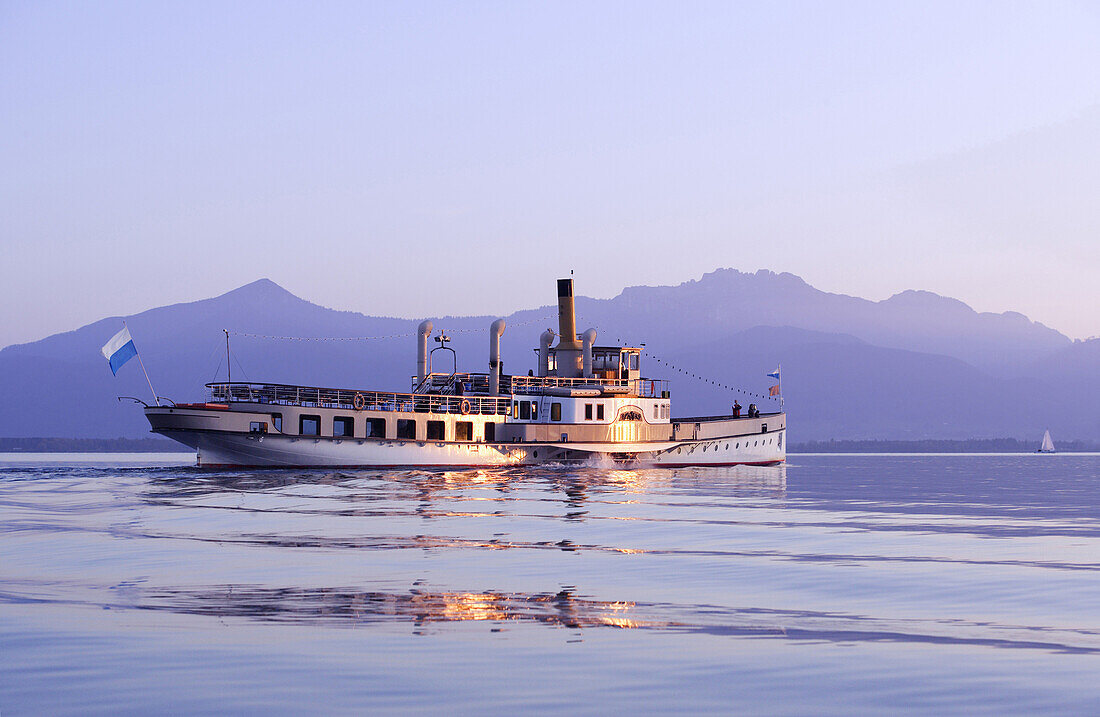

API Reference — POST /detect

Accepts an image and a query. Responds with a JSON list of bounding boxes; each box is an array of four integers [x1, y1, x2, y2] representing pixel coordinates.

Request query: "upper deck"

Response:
[[203, 373, 669, 415], [413, 372, 668, 398], [205, 382, 511, 415]]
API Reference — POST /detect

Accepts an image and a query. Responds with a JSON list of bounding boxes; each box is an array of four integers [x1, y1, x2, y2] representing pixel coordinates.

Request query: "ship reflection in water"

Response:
[[137, 585, 651, 631], [111, 580, 1088, 649], [13, 575, 1098, 652], [143, 462, 788, 503]]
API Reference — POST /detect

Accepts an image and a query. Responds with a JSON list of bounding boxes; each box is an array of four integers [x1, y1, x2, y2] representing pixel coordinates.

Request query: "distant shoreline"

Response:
[[0, 437, 178, 453], [789, 439, 1100, 453], [2, 436, 1097, 454]]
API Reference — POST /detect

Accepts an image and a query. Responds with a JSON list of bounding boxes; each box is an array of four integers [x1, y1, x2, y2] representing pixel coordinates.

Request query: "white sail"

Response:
[[1039, 430, 1055, 453]]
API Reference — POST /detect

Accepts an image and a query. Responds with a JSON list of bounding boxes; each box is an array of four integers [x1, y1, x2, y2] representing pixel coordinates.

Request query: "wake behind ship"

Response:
[[144, 279, 786, 467]]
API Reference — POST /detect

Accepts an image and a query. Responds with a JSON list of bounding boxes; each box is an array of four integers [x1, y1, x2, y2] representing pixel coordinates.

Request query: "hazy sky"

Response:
[[3, 1, 1099, 348]]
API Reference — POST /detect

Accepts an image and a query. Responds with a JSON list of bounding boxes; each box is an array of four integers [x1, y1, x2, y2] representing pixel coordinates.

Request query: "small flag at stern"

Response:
[[101, 326, 137, 375], [767, 367, 780, 380], [769, 384, 781, 396]]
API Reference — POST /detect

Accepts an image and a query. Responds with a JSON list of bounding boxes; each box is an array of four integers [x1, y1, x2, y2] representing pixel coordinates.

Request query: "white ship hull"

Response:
[[163, 428, 785, 468]]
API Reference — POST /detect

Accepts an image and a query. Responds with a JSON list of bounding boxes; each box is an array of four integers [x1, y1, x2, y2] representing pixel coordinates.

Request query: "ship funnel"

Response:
[[539, 329, 555, 377], [489, 319, 506, 395], [417, 320, 433, 386], [581, 328, 597, 378], [556, 278, 580, 350]]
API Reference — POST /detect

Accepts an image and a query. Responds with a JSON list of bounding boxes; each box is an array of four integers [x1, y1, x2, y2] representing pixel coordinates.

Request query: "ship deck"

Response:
[[200, 375, 670, 415]]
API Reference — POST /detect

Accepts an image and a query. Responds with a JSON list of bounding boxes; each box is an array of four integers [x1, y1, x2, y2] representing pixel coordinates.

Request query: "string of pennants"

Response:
[[229, 313, 556, 342], [642, 350, 779, 401]]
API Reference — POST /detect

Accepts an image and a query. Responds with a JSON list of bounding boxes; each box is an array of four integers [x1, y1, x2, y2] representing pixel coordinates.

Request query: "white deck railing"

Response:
[[410, 373, 669, 398], [206, 382, 512, 415]]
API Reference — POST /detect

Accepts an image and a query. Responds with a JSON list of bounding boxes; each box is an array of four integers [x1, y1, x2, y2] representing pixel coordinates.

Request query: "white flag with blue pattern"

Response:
[[101, 326, 138, 376]]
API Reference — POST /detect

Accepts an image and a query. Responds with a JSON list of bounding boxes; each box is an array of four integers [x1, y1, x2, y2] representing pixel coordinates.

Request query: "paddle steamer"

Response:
[[145, 279, 786, 467]]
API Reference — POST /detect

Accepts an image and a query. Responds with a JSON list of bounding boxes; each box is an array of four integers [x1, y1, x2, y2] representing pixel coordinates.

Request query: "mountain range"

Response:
[[1, 269, 1095, 442]]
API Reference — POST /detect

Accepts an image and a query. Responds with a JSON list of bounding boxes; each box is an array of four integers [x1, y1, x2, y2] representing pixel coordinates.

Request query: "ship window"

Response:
[[629, 354, 639, 370], [426, 420, 445, 441], [653, 404, 659, 419], [530, 401, 538, 420], [513, 401, 519, 419], [334, 416, 354, 437], [249, 421, 267, 433], [366, 417, 386, 438], [596, 403, 604, 420], [397, 419, 416, 439], [272, 413, 282, 431], [484, 422, 496, 442], [520, 401, 532, 420], [455, 421, 473, 441], [551, 402, 562, 422], [584, 403, 593, 420], [299, 415, 320, 436]]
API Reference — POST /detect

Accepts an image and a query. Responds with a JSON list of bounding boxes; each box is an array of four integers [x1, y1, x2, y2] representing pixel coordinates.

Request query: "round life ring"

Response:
[[459, 399, 471, 415], [353, 392, 365, 411]]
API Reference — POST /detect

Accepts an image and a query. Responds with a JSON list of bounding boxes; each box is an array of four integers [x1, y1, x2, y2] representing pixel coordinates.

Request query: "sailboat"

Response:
[[1037, 430, 1055, 453]]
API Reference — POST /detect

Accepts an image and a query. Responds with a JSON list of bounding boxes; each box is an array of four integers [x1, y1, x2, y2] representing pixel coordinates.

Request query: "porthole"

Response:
[[533, 450, 538, 458], [725, 444, 729, 450], [735, 443, 739, 448], [754, 440, 758, 446]]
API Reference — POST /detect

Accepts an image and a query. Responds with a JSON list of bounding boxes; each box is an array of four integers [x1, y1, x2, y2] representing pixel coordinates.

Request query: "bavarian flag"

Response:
[[101, 326, 138, 376], [767, 367, 780, 380]]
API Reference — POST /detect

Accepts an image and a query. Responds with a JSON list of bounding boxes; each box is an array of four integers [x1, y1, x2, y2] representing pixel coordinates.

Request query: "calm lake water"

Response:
[[2, 453, 1099, 714]]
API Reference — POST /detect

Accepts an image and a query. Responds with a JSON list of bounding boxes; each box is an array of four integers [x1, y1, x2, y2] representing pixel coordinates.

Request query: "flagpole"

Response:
[[779, 362, 784, 412], [136, 353, 159, 407], [125, 321, 159, 406]]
